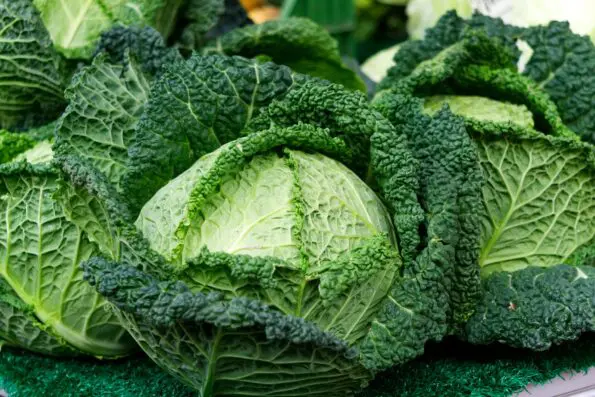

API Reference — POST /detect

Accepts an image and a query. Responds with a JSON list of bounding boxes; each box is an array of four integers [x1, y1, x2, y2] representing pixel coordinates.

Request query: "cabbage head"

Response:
[[80, 55, 478, 393], [375, 24, 595, 351]]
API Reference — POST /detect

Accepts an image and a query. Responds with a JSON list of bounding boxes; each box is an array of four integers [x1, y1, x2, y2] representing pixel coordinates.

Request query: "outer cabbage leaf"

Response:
[[465, 265, 595, 350], [367, 94, 482, 368], [83, 257, 372, 396], [94, 26, 182, 77], [0, 0, 65, 130], [472, 125, 595, 276], [420, 96, 595, 276], [382, 30, 572, 138], [246, 81, 379, 178], [519, 22, 595, 142], [54, 53, 151, 194], [380, 11, 595, 143], [124, 54, 307, 212], [202, 18, 366, 92], [0, 278, 77, 356], [0, 162, 134, 356], [175, 0, 252, 51]]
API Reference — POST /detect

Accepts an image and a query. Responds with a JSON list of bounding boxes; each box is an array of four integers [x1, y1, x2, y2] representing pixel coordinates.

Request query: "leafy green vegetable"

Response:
[[202, 18, 367, 92], [465, 265, 595, 350], [123, 54, 309, 211], [54, 53, 151, 193], [376, 25, 595, 350], [69, 54, 489, 393], [0, 153, 135, 357], [380, 11, 595, 143], [79, 119, 398, 395], [94, 26, 182, 76]]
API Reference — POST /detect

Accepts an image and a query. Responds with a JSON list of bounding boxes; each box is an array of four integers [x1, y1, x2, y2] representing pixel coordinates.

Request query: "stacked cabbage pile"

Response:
[[1, 2, 594, 396]]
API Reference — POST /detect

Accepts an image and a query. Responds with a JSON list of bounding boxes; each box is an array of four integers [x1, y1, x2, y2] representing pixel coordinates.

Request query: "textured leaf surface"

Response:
[[465, 265, 595, 350], [379, 11, 595, 143], [203, 18, 366, 92], [95, 25, 182, 77], [0, 131, 35, 164], [54, 53, 150, 193], [124, 54, 306, 212], [246, 81, 380, 178], [475, 131, 595, 276], [0, 163, 133, 356], [0, 278, 77, 356], [0, 0, 65, 130], [136, 136, 399, 347], [83, 257, 372, 396], [423, 96, 534, 129], [367, 94, 482, 369]]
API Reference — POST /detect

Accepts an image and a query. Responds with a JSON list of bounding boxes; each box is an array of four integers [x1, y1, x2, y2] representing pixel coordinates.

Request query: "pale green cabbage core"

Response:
[[137, 148, 396, 266], [423, 95, 534, 129]]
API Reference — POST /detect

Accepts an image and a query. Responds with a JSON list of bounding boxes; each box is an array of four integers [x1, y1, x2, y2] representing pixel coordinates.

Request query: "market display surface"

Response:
[[0, 1, 594, 396]]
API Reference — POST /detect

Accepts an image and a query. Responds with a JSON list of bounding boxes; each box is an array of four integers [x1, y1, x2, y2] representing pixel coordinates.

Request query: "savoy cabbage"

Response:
[[375, 22, 595, 350], [80, 76, 471, 394], [1, 6, 594, 397]]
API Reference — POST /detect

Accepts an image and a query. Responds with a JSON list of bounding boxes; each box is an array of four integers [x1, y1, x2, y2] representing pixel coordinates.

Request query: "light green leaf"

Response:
[[54, 53, 150, 193], [476, 133, 595, 276], [0, 163, 133, 356]]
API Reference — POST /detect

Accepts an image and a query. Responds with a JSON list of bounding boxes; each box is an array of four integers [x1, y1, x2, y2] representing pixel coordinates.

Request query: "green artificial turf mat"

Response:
[[1, 334, 594, 397]]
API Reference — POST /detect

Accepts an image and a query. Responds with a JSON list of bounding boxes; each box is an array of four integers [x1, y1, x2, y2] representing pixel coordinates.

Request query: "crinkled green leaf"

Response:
[[0, 0, 65, 130], [83, 257, 372, 396], [465, 265, 595, 350], [366, 94, 482, 369], [94, 26, 182, 77], [0, 131, 35, 164], [124, 54, 308, 212], [54, 52, 150, 194], [472, 126, 595, 276], [203, 18, 366, 92], [0, 278, 77, 356], [246, 80, 380, 178], [380, 11, 595, 142]]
